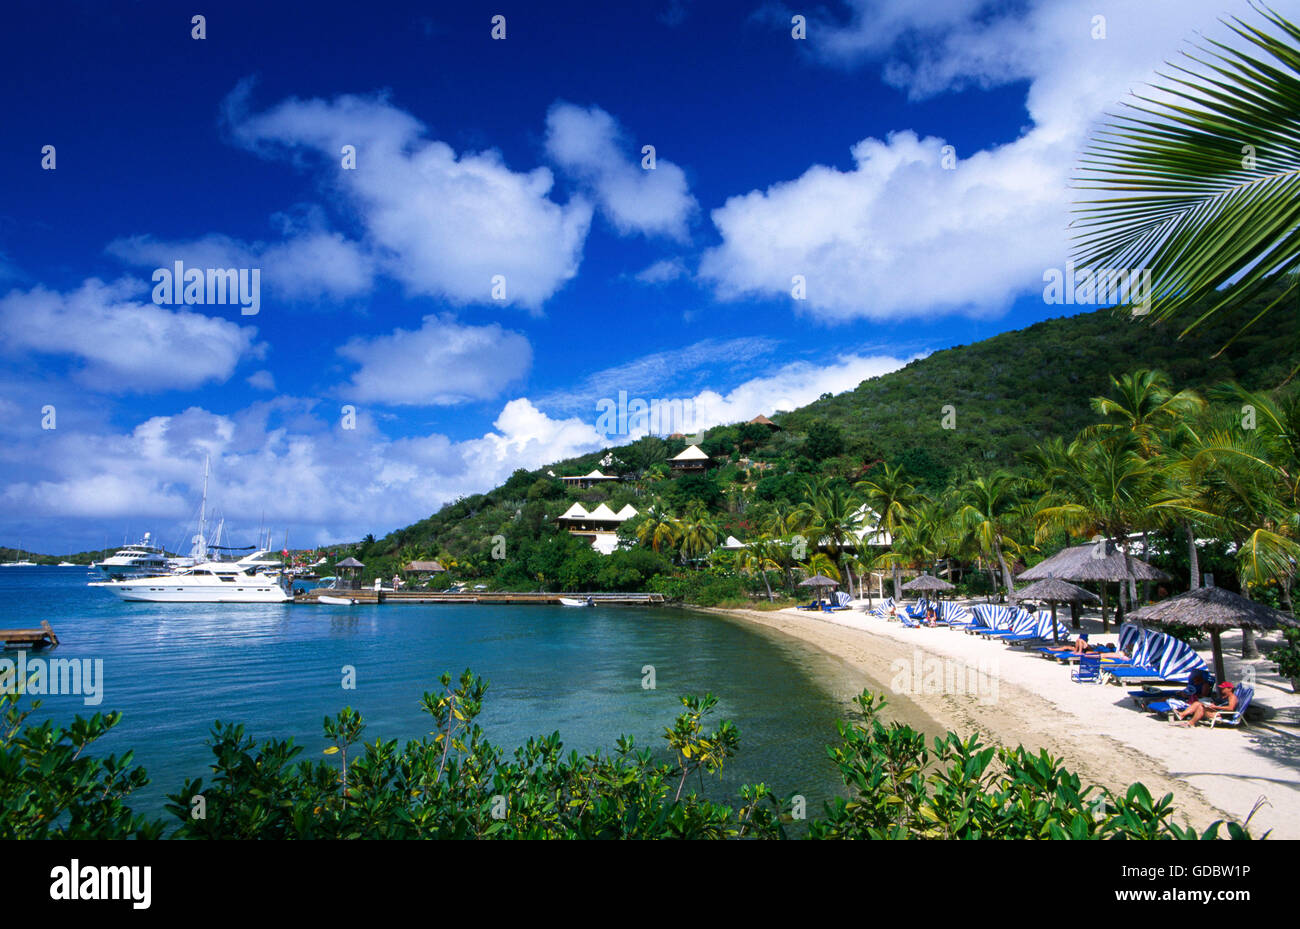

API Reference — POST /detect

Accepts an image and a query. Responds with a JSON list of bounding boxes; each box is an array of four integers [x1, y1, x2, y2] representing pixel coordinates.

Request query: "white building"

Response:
[[557, 502, 639, 555]]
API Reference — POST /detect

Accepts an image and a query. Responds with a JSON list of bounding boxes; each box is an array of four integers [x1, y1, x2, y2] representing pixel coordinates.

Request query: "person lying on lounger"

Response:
[[1042, 633, 1093, 655], [1175, 681, 1237, 727], [924, 606, 938, 627]]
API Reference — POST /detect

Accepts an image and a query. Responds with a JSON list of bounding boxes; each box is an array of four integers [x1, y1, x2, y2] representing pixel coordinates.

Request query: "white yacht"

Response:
[[92, 533, 172, 580], [89, 561, 291, 602]]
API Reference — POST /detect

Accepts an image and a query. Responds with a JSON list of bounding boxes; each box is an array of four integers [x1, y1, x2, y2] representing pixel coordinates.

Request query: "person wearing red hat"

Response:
[[1176, 681, 1238, 727]]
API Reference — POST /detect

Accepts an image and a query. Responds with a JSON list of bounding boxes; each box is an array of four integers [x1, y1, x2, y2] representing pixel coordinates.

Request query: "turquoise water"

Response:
[[1, 567, 866, 823]]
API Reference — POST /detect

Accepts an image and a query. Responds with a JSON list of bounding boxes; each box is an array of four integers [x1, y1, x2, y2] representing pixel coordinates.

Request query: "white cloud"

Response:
[[247, 370, 276, 391], [545, 102, 696, 241], [634, 258, 688, 284], [0, 278, 262, 392], [226, 86, 593, 310], [536, 336, 780, 413], [0, 396, 604, 550], [336, 314, 532, 406], [704, 0, 1254, 322], [688, 353, 910, 425]]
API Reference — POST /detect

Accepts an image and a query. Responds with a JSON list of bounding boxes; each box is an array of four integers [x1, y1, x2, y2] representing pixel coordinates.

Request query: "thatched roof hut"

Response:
[[1017, 539, 1170, 631], [1017, 539, 1170, 583], [1129, 586, 1298, 681], [404, 560, 445, 574]]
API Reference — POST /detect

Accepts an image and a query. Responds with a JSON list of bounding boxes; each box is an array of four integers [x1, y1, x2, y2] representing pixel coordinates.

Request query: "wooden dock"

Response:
[[0, 620, 59, 650], [295, 589, 665, 606]]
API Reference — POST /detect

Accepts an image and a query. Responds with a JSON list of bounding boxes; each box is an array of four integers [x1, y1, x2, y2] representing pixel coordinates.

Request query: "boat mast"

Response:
[[194, 455, 210, 561]]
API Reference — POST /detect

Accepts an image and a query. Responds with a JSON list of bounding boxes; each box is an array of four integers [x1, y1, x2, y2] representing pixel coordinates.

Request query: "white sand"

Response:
[[704, 601, 1300, 839]]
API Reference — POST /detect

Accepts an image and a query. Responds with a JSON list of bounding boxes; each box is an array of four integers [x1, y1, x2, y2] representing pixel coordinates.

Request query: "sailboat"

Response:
[[2, 542, 38, 567]]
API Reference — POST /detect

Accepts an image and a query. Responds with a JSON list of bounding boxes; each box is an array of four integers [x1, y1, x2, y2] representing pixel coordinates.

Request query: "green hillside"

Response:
[[346, 283, 1297, 598]]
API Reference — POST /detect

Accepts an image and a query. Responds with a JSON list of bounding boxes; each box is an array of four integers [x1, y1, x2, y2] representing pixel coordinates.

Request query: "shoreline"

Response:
[[694, 603, 1300, 838]]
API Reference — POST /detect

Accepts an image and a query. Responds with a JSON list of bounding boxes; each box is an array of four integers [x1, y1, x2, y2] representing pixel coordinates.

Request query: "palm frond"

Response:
[[1073, 3, 1300, 342]]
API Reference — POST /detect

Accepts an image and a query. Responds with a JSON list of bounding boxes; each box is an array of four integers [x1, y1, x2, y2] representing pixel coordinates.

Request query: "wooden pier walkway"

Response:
[[0, 620, 59, 650], [295, 589, 665, 606]]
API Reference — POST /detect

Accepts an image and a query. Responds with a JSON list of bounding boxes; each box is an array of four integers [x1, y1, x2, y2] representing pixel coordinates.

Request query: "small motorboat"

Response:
[[317, 594, 360, 605], [558, 597, 594, 607]]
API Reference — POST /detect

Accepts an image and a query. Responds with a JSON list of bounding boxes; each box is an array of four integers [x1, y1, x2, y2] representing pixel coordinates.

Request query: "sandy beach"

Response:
[[704, 602, 1300, 839]]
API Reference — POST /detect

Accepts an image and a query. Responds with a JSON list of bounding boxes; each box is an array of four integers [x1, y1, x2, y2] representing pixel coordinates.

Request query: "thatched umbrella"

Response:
[[901, 573, 955, 612], [1018, 539, 1170, 630], [799, 573, 839, 606], [901, 573, 954, 592], [1128, 586, 1298, 682], [1014, 576, 1100, 642]]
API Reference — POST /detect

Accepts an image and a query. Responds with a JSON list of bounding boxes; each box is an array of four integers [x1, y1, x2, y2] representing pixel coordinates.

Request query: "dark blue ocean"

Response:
[[1, 566, 879, 824]]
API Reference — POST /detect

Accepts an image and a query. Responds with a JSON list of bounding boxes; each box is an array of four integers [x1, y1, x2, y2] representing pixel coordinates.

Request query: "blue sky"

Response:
[[0, 0, 1273, 553]]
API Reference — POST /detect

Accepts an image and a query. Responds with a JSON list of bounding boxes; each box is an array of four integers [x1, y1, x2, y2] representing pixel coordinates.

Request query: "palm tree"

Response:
[[1032, 433, 1160, 622], [1086, 370, 1205, 455], [1158, 403, 1300, 656], [1073, 5, 1300, 348], [738, 535, 782, 602], [956, 473, 1023, 604], [677, 504, 720, 567], [1088, 369, 1206, 598], [636, 507, 680, 555], [802, 486, 865, 598], [855, 463, 920, 601]]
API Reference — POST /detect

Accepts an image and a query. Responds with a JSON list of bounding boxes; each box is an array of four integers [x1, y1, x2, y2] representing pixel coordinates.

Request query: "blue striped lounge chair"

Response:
[[973, 606, 1031, 638], [966, 604, 1012, 635], [1128, 671, 1216, 707], [905, 598, 930, 620], [1040, 620, 1139, 662], [869, 597, 895, 618], [1104, 626, 1207, 685], [1002, 610, 1073, 647], [937, 601, 973, 629]]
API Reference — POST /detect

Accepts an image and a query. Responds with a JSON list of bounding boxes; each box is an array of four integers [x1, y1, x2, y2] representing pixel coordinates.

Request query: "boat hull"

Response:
[[90, 582, 291, 603]]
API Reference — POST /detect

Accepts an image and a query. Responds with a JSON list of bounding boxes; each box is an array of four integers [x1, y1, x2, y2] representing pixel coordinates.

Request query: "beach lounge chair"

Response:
[[966, 604, 1014, 635], [1128, 673, 1216, 707], [1072, 654, 1102, 684], [1039, 643, 1117, 662], [1001, 610, 1073, 647], [905, 598, 930, 620], [796, 600, 820, 611], [974, 607, 1035, 639], [937, 602, 974, 629], [869, 597, 895, 618], [1208, 685, 1254, 728], [1147, 684, 1253, 726], [1103, 625, 1208, 685]]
